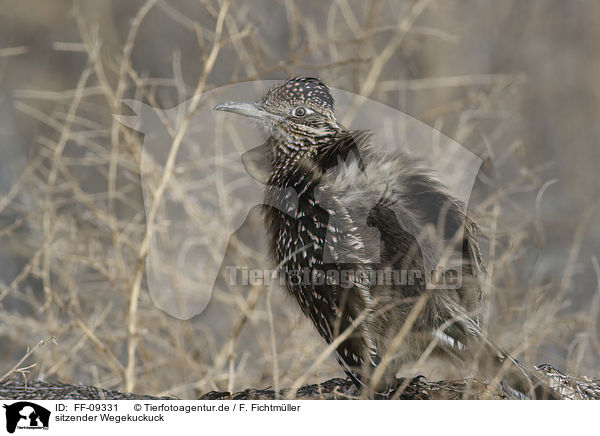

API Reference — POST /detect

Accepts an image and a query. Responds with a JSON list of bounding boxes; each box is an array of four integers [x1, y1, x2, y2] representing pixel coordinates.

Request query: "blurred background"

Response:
[[0, 0, 599, 398]]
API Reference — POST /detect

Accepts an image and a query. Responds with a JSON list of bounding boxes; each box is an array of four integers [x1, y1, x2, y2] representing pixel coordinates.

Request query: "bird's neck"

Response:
[[266, 129, 368, 193], [266, 138, 325, 189], [270, 142, 317, 168]]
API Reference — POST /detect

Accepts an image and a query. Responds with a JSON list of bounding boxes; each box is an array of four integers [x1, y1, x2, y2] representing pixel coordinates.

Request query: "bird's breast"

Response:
[[264, 183, 328, 270]]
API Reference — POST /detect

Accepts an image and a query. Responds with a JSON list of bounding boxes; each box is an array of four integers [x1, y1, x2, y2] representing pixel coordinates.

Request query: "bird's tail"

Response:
[[472, 336, 560, 400], [438, 316, 560, 399]]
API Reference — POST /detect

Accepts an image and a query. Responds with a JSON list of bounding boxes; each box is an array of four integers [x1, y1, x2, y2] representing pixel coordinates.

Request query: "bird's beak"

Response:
[[213, 101, 280, 121]]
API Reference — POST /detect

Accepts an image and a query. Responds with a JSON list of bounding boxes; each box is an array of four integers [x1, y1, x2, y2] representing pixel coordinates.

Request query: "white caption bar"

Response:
[[0, 399, 591, 435]]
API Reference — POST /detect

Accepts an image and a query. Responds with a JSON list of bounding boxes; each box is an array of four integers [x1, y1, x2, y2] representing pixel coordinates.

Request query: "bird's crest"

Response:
[[262, 76, 334, 111]]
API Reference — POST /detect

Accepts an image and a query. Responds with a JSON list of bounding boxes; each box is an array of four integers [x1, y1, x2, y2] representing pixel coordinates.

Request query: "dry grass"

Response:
[[0, 0, 598, 398]]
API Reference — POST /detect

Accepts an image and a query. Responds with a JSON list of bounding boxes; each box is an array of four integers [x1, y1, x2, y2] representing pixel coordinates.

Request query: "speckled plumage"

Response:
[[215, 77, 559, 399]]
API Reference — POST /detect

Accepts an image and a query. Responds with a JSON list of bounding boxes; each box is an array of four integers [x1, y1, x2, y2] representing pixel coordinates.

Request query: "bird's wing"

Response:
[[323, 142, 485, 351]]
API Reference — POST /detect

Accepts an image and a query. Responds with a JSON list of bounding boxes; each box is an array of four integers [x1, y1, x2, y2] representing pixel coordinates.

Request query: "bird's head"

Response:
[[214, 77, 342, 161]]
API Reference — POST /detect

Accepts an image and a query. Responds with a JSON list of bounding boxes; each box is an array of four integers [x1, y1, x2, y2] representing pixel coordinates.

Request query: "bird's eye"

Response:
[[290, 106, 311, 118]]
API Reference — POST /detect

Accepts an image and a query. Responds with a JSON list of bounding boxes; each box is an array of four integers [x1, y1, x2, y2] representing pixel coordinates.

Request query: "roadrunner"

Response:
[[214, 76, 558, 399]]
